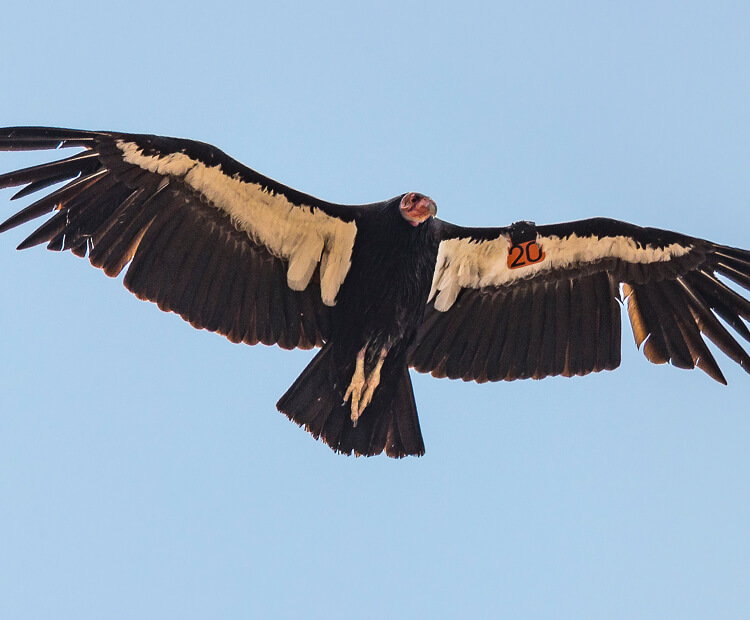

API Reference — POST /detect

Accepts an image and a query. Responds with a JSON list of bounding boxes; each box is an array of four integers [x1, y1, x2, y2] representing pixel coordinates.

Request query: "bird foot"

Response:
[[344, 348, 367, 426], [343, 347, 387, 427]]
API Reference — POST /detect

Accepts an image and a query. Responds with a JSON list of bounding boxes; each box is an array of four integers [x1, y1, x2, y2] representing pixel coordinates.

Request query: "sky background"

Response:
[[1, 1, 749, 618]]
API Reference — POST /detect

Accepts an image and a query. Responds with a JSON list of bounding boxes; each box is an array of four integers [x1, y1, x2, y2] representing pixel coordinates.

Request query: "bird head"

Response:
[[399, 192, 437, 226]]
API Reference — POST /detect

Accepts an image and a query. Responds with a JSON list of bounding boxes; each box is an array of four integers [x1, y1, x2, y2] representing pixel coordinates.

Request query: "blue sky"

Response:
[[1, 1, 749, 618]]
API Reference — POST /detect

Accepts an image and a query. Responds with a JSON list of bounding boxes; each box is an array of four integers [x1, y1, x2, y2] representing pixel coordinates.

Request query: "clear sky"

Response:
[[1, 1, 749, 618]]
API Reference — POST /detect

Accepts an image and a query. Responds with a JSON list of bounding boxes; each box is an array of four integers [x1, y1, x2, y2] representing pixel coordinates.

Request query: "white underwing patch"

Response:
[[429, 233, 693, 311], [117, 141, 357, 305]]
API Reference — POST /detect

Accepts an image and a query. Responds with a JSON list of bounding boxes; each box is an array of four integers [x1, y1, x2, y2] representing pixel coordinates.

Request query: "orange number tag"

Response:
[[507, 240, 546, 270]]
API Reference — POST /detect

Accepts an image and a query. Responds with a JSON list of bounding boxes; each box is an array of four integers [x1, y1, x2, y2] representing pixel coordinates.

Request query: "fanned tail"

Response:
[[277, 344, 425, 457]]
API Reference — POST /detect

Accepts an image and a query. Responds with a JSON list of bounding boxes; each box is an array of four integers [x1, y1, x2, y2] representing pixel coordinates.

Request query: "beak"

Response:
[[414, 195, 437, 219]]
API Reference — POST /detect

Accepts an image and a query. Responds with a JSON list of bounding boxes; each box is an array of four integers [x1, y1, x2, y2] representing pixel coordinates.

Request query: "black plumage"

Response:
[[2, 126, 750, 458]]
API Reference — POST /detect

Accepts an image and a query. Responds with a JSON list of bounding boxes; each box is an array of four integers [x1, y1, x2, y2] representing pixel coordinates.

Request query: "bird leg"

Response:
[[344, 348, 367, 423], [358, 348, 386, 419], [344, 346, 388, 427]]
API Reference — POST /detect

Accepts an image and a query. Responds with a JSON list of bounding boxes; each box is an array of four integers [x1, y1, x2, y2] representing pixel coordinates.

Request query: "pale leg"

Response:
[[344, 346, 388, 427], [358, 348, 387, 418], [344, 347, 367, 425]]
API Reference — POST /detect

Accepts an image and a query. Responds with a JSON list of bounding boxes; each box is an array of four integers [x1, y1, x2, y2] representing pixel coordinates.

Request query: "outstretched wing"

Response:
[[0, 127, 364, 349], [409, 217, 750, 384]]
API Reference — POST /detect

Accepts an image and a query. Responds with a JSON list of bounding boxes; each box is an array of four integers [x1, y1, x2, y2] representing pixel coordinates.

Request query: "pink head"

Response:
[[399, 192, 437, 226]]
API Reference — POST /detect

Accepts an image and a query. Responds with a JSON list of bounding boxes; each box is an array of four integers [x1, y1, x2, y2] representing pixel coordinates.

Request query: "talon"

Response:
[[358, 349, 386, 416], [343, 346, 389, 427], [344, 383, 362, 426], [344, 348, 367, 426]]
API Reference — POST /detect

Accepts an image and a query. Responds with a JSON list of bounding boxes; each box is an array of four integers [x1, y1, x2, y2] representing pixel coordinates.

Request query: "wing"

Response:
[[409, 217, 750, 384], [0, 127, 364, 349]]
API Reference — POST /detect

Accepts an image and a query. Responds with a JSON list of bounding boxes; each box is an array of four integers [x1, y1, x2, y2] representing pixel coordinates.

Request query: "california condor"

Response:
[[1, 126, 749, 458]]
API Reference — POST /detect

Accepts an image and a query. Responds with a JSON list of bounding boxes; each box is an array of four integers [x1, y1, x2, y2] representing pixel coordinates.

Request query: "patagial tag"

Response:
[[507, 240, 546, 269]]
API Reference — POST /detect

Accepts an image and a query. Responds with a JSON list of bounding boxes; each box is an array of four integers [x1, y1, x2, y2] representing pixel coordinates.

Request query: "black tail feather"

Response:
[[277, 345, 425, 457]]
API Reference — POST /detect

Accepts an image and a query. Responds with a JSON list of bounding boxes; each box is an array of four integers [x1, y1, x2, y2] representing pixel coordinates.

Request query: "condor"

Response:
[[1, 127, 749, 457]]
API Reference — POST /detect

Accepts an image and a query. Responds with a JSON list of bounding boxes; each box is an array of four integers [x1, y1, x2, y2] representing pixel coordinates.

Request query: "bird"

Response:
[[1, 126, 749, 458]]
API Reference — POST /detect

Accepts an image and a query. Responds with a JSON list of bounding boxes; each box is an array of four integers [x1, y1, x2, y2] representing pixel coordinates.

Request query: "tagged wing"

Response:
[[409, 218, 750, 383], [0, 127, 365, 349]]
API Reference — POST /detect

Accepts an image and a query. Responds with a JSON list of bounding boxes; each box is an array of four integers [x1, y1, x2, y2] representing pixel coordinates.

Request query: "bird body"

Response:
[[1, 126, 749, 457], [333, 197, 440, 366], [279, 198, 441, 456]]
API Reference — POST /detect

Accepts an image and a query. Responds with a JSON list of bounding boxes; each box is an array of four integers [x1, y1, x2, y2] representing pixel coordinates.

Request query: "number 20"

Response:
[[507, 240, 545, 270]]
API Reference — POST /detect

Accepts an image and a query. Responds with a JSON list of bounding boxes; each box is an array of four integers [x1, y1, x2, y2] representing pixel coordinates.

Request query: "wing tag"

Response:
[[507, 240, 546, 270]]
